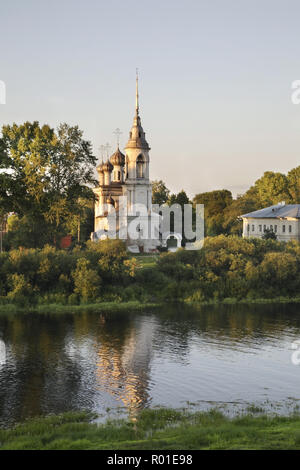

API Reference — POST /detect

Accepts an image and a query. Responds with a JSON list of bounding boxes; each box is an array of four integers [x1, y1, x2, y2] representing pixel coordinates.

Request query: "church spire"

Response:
[[135, 68, 139, 116], [125, 70, 150, 150]]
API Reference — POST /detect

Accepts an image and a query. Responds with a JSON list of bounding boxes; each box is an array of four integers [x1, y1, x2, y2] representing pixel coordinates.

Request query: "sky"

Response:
[[1, 0, 300, 198]]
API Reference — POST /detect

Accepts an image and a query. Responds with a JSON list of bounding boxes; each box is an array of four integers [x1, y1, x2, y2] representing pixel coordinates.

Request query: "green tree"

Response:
[[222, 192, 258, 235], [0, 121, 96, 247], [72, 258, 101, 301], [193, 190, 232, 235], [152, 180, 170, 205], [260, 251, 298, 291], [0, 137, 12, 213], [252, 171, 291, 206], [7, 273, 33, 305], [166, 190, 190, 241], [168, 190, 190, 207], [5, 214, 52, 249], [262, 228, 277, 240], [65, 197, 94, 244], [287, 166, 300, 203]]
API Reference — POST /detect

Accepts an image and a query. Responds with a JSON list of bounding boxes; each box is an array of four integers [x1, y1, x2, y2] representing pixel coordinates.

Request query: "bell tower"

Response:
[[92, 72, 160, 251], [124, 71, 152, 214]]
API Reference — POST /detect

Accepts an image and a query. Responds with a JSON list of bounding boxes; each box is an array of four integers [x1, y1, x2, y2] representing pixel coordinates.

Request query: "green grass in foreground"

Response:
[[1, 408, 300, 450]]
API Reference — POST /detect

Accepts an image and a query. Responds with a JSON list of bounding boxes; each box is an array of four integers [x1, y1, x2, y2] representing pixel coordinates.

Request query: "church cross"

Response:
[[113, 128, 122, 147], [99, 145, 106, 162], [105, 142, 111, 159]]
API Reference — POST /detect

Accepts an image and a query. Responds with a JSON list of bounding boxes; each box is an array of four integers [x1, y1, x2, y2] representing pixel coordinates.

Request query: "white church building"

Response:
[[91, 77, 160, 252]]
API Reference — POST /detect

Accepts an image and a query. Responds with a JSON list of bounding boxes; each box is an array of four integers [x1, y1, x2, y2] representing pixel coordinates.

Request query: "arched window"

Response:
[[136, 154, 145, 178]]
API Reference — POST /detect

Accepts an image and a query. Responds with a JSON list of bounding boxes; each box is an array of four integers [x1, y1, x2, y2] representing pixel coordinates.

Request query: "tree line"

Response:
[[2, 120, 300, 248], [152, 166, 300, 237], [1, 236, 300, 306]]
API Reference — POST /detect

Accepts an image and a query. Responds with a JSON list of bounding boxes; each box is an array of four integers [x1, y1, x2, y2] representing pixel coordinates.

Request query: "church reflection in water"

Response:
[[95, 315, 156, 417]]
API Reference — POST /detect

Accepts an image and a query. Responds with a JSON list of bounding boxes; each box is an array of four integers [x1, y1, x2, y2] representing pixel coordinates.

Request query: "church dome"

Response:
[[96, 162, 104, 173], [102, 160, 113, 172], [110, 147, 125, 166], [125, 115, 150, 150]]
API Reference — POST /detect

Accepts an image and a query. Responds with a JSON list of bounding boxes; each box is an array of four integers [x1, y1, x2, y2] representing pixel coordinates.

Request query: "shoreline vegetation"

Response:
[[1, 297, 300, 315], [1, 408, 300, 450], [2, 236, 300, 314], [0, 301, 159, 315]]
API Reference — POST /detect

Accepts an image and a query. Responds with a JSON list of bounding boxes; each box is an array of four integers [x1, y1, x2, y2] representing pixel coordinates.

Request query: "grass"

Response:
[[129, 253, 159, 269], [0, 301, 160, 315], [185, 296, 300, 306], [1, 408, 300, 450], [2, 295, 300, 315]]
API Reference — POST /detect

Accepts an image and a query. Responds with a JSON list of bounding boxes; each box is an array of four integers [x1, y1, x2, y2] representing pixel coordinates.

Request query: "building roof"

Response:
[[110, 147, 125, 166], [125, 73, 150, 151], [241, 203, 300, 219], [102, 160, 113, 172], [96, 161, 104, 173]]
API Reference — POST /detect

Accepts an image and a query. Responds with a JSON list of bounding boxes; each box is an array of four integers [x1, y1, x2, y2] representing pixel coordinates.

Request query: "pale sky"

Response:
[[1, 0, 300, 198]]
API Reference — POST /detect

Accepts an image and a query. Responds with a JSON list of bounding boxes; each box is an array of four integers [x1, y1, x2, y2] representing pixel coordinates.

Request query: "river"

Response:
[[0, 303, 300, 426]]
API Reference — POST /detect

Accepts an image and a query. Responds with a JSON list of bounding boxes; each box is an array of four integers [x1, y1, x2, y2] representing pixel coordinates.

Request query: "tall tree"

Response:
[[0, 121, 97, 247], [193, 190, 232, 235], [287, 166, 300, 203], [252, 171, 291, 206], [222, 191, 258, 235], [0, 138, 11, 213], [167, 190, 190, 241], [168, 189, 190, 207], [152, 180, 170, 205]]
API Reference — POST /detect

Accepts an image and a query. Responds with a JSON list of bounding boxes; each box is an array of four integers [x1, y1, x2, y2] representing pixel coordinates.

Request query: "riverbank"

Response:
[[1, 408, 300, 450], [1, 296, 300, 315], [2, 236, 300, 312], [0, 301, 160, 315], [187, 296, 300, 306]]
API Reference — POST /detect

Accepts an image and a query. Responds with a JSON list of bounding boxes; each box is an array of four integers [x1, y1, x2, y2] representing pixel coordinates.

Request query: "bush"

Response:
[[7, 273, 34, 306], [72, 258, 101, 302], [2, 235, 300, 306]]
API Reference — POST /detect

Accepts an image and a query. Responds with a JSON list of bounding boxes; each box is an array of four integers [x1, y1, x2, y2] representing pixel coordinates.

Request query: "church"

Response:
[[91, 76, 160, 253]]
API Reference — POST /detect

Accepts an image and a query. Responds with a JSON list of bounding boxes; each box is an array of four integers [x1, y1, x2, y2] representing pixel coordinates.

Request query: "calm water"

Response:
[[1, 303, 300, 426]]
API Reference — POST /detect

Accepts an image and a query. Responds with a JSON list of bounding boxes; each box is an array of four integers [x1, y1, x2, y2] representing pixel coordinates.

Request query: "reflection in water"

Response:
[[1, 303, 300, 426], [0, 340, 5, 367], [96, 315, 156, 417]]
